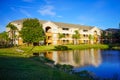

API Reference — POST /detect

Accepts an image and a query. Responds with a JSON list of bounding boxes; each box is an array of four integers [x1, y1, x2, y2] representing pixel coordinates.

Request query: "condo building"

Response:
[[6, 19, 101, 45]]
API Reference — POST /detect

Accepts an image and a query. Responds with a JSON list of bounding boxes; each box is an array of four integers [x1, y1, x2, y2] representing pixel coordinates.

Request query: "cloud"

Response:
[[0, 25, 2, 28], [20, 9, 31, 17], [57, 15, 63, 18], [38, 5, 56, 17], [22, 0, 34, 2]]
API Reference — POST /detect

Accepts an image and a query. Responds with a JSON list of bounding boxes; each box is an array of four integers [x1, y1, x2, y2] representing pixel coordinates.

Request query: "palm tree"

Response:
[[72, 30, 80, 45], [101, 31, 106, 43], [6, 23, 18, 46], [107, 32, 113, 43], [58, 33, 65, 45], [89, 34, 94, 44]]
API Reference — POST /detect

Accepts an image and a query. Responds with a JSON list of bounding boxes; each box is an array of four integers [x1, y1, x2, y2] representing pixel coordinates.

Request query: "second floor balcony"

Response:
[[46, 39, 52, 43], [46, 32, 52, 36]]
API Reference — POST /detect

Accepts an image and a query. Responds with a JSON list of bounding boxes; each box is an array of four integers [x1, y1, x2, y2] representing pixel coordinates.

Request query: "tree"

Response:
[[6, 23, 18, 46], [107, 32, 113, 43], [72, 30, 80, 44], [58, 33, 65, 45], [0, 31, 9, 40], [118, 31, 120, 43], [20, 18, 45, 46], [89, 34, 94, 44], [112, 32, 119, 43], [0, 31, 9, 46]]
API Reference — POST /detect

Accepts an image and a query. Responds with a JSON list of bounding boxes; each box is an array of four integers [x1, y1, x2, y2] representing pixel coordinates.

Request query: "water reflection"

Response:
[[36, 49, 120, 79], [41, 49, 102, 67]]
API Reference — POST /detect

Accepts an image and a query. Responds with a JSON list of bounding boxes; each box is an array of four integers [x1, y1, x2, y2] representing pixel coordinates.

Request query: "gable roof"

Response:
[[12, 19, 46, 24], [11, 19, 95, 30], [53, 22, 94, 30]]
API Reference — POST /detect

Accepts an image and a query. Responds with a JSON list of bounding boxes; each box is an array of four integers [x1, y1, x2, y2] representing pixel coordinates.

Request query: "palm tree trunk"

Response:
[[12, 30, 16, 46], [76, 39, 78, 44], [11, 30, 14, 46]]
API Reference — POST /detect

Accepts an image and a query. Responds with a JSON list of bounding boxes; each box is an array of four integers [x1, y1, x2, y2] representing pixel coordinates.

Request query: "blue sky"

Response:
[[0, 0, 120, 32]]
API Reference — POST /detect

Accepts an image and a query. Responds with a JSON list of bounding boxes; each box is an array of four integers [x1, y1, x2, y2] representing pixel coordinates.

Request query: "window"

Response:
[[66, 34, 69, 37], [86, 35, 88, 37], [84, 40, 88, 44], [83, 34, 88, 38], [46, 27, 51, 32], [94, 31, 97, 34], [83, 34, 86, 37], [62, 28, 69, 30], [48, 36, 52, 40], [83, 30, 88, 32]]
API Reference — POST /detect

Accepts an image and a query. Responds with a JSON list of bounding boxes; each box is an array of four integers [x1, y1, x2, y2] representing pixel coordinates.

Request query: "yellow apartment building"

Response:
[[6, 19, 101, 45]]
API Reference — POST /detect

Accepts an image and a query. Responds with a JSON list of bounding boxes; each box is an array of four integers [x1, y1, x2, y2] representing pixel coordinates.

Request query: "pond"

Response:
[[36, 49, 120, 79]]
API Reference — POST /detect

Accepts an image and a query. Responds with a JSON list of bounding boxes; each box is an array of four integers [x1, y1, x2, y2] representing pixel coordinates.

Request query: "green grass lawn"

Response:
[[19, 44, 109, 52], [66, 44, 109, 50], [0, 48, 93, 80]]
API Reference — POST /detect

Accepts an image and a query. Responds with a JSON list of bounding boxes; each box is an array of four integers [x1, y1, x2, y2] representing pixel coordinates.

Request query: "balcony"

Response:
[[46, 32, 52, 36], [46, 40, 52, 43]]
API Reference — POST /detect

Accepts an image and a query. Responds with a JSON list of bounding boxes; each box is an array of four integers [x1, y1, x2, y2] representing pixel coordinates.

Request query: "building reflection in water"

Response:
[[42, 49, 102, 68]]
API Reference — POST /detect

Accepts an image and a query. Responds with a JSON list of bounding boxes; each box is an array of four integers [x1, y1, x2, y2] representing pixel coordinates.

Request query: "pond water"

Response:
[[37, 49, 120, 79]]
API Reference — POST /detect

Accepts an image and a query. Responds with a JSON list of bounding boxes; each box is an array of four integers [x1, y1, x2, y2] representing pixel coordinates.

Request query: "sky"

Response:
[[0, 0, 120, 32]]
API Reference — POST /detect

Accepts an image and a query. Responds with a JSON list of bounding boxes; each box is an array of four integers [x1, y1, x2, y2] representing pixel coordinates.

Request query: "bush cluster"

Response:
[[54, 45, 69, 50], [31, 56, 54, 64], [54, 64, 73, 73]]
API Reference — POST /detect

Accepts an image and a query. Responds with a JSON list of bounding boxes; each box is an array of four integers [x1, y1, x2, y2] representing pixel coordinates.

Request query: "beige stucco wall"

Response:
[[43, 21, 59, 33], [6, 20, 101, 45], [89, 27, 101, 36]]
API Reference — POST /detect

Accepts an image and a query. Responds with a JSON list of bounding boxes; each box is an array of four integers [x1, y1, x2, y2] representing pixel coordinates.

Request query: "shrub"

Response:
[[54, 64, 73, 73], [54, 45, 69, 50], [73, 70, 95, 79]]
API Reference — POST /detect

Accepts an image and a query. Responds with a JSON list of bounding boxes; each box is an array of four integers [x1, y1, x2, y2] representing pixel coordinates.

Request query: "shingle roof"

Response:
[[11, 19, 94, 30], [53, 22, 94, 30], [12, 19, 46, 24], [12, 19, 24, 25]]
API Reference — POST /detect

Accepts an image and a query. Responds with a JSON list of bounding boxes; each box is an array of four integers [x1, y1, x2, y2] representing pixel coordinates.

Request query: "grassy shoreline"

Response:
[[19, 44, 109, 52], [0, 44, 109, 80], [0, 47, 93, 80]]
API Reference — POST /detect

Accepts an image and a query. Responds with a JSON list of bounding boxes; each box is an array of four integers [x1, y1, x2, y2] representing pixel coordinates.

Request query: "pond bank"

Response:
[[19, 44, 109, 52], [108, 44, 120, 50], [0, 48, 92, 80], [0, 44, 118, 80], [0, 48, 95, 80]]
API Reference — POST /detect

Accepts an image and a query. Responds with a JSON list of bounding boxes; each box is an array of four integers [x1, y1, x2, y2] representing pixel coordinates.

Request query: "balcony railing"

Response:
[[46, 32, 52, 36], [46, 40, 52, 43]]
